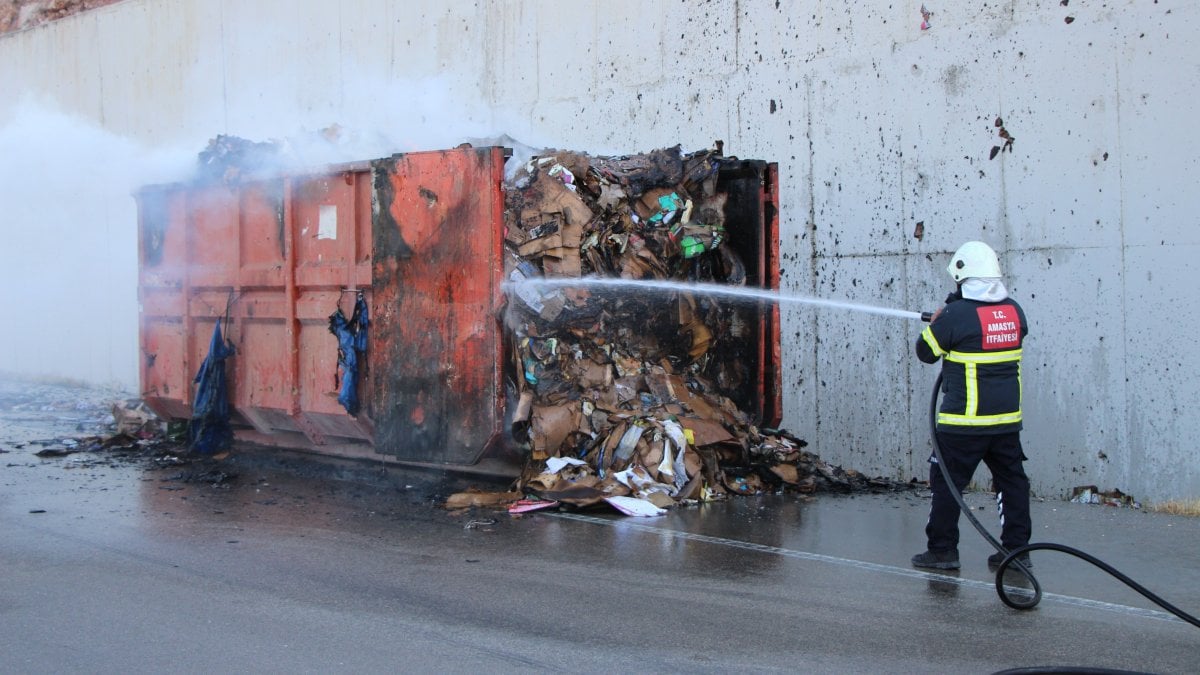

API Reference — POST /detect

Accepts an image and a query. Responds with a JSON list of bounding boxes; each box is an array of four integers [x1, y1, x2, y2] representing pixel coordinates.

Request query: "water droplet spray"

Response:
[[504, 277, 924, 321]]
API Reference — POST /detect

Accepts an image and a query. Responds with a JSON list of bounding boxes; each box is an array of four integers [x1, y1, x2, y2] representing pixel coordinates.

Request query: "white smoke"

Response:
[[0, 95, 196, 390]]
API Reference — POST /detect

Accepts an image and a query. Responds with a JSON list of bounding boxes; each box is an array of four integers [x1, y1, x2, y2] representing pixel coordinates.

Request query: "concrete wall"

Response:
[[1, 0, 1196, 503]]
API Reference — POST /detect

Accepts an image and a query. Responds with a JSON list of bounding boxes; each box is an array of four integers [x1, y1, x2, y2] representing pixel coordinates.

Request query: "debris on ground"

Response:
[[507, 498, 560, 514], [163, 467, 237, 487], [111, 399, 162, 437], [444, 489, 524, 510], [478, 143, 910, 517], [1071, 485, 1140, 509], [1, 378, 232, 478], [463, 518, 498, 531]]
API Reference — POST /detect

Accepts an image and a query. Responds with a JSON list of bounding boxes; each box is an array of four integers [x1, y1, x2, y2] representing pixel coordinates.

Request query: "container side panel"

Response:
[[140, 168, 377, 447], [238, 180, 286, 282], [294, 173, 359, 287], [237, 317, 290, 410], [297, 312, 373, 441], [230, 181, 287, 420], [140, 318, 186, 414], [297, 300, 352, 416], [355, 173, 373, 268], [371, 147, 505, 464], [715, 160, 771, 422], [764, 162, 782, 427], [237, 170, 372, 442], [139, 189, 192, 415], [139, 189, 188, 283], [189, 186, 239, 287]]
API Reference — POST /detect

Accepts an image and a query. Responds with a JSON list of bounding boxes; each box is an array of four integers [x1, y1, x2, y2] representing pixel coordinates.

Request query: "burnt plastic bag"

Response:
[[329, 294, 369, 415], [189, 318, 235, 454]]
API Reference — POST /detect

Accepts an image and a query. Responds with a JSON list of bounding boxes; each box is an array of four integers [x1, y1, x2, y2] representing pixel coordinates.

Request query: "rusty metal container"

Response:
[[136, 145, 779, 467]]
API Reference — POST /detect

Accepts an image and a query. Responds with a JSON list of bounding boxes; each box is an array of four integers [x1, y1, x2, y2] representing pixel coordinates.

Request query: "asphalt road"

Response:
[[2, 388, 1198, 673]]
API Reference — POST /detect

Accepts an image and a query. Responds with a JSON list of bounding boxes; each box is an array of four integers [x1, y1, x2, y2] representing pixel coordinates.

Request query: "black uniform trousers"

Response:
[[927, 430, 1032, 553]]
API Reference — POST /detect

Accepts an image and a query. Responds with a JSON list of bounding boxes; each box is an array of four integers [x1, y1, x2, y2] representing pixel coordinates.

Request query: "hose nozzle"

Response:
[[920, 311, 934, 322]]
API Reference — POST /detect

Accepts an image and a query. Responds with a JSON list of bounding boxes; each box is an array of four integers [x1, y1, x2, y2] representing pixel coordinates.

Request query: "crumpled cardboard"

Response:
[[540, 482, 623, 507], [111, 400, 162, 437], [530, 403, 582, 459], [770, 464, 800, 484], [445, 489, 523, 510], [512, 390, 534, 423], [677, 417, 733, 447], [566, 358, 613, 389]]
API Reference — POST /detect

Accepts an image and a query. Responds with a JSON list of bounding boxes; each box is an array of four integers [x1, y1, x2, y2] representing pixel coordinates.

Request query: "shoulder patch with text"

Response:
[[976, 305, 1021, 350]]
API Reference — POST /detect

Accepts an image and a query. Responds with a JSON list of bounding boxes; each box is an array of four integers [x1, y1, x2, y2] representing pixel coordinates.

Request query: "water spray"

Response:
[[504, 277, 925, 321]]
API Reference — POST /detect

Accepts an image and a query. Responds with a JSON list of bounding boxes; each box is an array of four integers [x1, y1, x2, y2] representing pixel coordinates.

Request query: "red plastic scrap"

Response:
[[508, 499, 560, 514]]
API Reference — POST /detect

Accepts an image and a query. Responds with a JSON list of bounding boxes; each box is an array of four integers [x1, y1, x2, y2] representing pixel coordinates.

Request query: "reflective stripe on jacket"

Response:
[[916, 298, 1029, 435]]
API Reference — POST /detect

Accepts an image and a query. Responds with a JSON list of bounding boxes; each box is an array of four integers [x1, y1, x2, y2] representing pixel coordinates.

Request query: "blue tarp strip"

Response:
[[329, 295, 369, 416], [189, 318, 235, 454]]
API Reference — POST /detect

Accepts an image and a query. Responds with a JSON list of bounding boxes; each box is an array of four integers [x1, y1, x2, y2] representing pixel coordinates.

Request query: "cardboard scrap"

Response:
[[512, 390, 534, 423], [676, 417, 732, 446], [112, 400, 162, 436], [444, 490, 523, 510], [531, 404, 581, 459], [770, 464, 800, 484]]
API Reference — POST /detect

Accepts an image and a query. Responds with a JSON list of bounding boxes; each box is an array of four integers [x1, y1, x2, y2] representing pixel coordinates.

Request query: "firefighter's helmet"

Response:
[[947, 241, 1002, 282]]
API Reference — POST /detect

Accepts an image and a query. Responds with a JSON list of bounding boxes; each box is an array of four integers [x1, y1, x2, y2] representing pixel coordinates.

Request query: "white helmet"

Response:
[[947, 241, 1001, 282]]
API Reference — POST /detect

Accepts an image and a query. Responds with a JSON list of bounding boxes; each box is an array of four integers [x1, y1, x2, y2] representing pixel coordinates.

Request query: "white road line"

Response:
[[549, 512, 1182, 624]]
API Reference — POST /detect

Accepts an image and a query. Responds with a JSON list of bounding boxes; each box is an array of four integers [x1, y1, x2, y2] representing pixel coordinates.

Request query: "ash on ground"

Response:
[[0, 377, 229, 484]]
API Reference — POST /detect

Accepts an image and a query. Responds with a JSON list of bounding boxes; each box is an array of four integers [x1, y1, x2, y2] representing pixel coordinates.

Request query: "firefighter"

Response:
[[911, 241, 1033, 571]]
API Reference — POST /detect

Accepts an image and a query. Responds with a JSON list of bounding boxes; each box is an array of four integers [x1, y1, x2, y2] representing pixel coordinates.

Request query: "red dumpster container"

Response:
[[136, 145, 779, 467]]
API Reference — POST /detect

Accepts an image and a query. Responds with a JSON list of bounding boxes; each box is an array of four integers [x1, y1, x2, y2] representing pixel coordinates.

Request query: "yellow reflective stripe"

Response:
[[1018, 365, 1023, 412], [964, 363, 978, 416], [921, 326, 946, 357], [946, 349, 1022, 364], [938, 411, 1023, 426]]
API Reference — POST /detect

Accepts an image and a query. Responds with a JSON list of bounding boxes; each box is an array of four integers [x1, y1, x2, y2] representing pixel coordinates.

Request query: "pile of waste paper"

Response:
[[1070, 485, 1140, 509], [194, 125, 374, 185], [195, 134, 285, 184], [487, 144, 901, 517]]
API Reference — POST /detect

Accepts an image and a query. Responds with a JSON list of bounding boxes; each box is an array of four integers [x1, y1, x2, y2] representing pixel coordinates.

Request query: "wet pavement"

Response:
[[1, 379, 1198, 673]]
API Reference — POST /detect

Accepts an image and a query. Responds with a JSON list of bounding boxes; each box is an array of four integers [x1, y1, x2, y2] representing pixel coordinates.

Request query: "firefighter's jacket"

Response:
[[916, 297, 1028, 435]]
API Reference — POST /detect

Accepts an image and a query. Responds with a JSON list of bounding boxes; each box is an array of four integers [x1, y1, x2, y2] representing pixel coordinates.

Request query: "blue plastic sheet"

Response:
[[189, 318, 235, 454], [329, 295, 369, 416]]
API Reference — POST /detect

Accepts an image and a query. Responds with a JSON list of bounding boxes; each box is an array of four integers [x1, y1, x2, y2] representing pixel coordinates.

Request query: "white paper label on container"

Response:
[[318, 205, 338, 240]]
